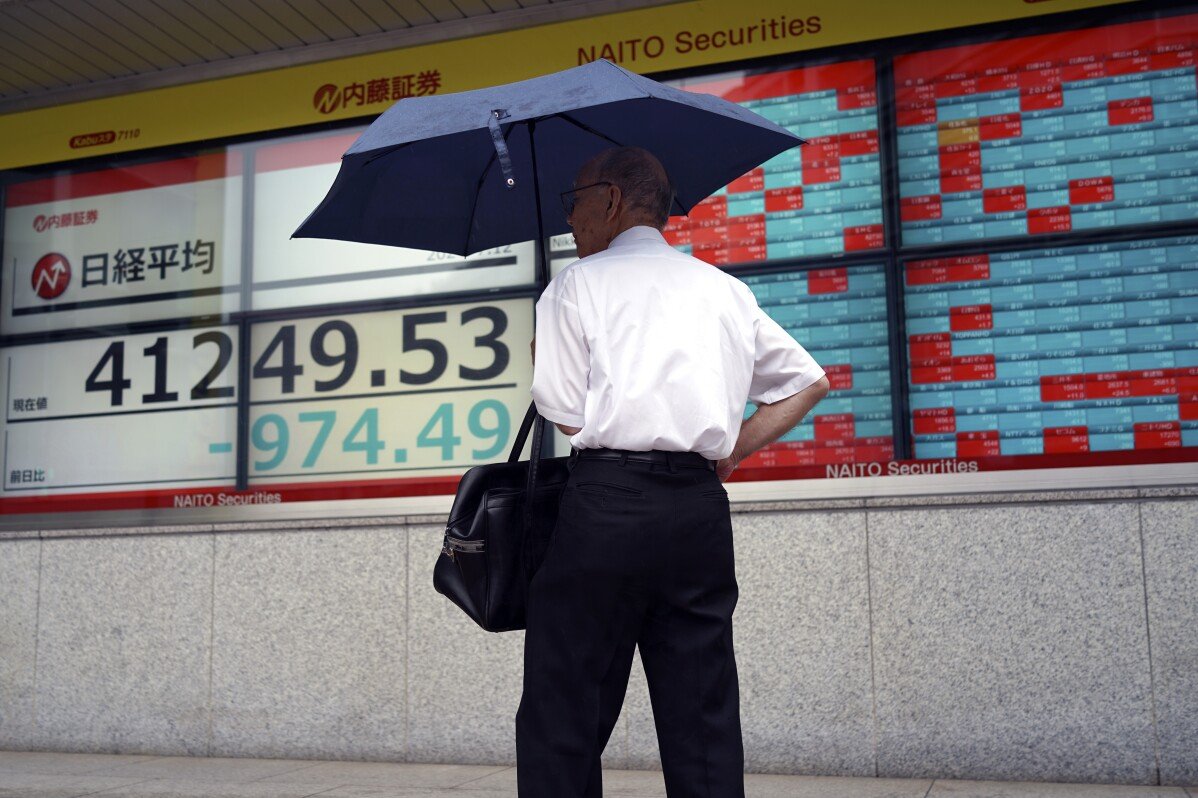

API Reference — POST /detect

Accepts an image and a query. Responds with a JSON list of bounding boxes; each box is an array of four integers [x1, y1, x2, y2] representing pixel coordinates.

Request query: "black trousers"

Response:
[[516, 449, 744, 798]]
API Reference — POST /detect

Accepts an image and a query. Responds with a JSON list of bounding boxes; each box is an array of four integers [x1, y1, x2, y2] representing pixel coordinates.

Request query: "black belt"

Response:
[[570, 447, 716, 471]]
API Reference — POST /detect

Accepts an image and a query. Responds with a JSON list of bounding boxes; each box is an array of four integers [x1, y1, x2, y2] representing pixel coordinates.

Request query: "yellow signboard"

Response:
[[0, 0, 1135, 171]]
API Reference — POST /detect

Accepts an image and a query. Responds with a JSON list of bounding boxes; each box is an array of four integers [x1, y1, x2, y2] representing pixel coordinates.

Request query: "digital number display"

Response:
[[737, 264, 894, 469], [1, 327, 239, 496], [664, 61, 883, 264], [896, 15, 1198, 245], [247, 298, 532, 482], [0, 298, 533, 509], [905, 236, 1198, 460]]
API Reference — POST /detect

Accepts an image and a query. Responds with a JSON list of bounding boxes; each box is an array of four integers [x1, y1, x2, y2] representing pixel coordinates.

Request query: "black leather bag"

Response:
[[433, 402, 570, 632]]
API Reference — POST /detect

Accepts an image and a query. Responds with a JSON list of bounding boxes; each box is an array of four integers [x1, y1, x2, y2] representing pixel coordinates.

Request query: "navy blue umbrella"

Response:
[[292, 59, 804, 260]]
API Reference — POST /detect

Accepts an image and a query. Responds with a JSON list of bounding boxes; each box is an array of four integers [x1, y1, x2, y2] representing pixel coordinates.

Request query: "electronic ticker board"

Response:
[[246, 298, 532, 487], [664, 60, 884, 264], [7, 14, 1198, 515], [896, 15, 1198, 245], [738, 264, 894, 469], [2, 326, 239, 497], [905, 236, 1198, 462]]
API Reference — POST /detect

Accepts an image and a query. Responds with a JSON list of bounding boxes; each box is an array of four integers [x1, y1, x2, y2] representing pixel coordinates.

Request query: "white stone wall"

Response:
[[0, 487, 1194, 786]]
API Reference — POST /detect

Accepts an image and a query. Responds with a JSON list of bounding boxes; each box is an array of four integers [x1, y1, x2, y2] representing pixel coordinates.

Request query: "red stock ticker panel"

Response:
[[664, 60, 883, 266], [731, 265, 896, 479], [895, 14, 1198, 246], [903, 237, 1198, 466]]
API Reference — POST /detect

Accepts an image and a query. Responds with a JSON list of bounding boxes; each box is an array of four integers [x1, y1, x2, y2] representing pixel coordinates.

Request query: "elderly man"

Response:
[[518, 146, 829, 798]]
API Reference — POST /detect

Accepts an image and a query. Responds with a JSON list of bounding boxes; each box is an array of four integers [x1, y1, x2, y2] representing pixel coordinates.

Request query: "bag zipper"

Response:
[[442, 533, 485, 559]]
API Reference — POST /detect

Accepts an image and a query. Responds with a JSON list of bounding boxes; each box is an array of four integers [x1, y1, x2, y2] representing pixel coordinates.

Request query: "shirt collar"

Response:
[[607, 225, 667, 250]]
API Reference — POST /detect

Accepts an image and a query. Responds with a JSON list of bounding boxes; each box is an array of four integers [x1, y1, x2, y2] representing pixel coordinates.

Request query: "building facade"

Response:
[[0, 0, 1195, 785]]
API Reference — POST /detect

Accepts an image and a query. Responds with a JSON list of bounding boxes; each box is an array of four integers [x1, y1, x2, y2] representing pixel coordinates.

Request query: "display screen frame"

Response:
[[1, 0, 1195, 529]]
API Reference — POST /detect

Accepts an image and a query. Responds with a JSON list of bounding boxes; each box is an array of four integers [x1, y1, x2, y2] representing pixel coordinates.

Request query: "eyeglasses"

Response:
[[559, 181, 613, 216]]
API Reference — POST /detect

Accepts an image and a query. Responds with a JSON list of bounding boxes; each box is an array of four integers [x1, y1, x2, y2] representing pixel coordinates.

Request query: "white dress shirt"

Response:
[[531, 225, 825, 461]]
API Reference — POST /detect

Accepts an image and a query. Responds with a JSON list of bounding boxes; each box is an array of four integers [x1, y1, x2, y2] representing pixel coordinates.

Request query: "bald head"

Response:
[[578, 146, 674, 228]]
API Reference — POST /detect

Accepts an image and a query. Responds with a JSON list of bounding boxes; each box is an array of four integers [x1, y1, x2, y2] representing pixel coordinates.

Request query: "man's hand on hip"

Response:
[[719, 376, 831, 482], [715, 455, 740, 483]]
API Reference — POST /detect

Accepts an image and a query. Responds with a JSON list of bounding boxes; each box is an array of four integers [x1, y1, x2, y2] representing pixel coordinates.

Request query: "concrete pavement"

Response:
[[0, 751, 1193, 798]]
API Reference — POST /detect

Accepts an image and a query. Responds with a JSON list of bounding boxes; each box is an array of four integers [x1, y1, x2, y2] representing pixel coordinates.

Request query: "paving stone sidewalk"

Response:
[[0, 751, 1193, 798]]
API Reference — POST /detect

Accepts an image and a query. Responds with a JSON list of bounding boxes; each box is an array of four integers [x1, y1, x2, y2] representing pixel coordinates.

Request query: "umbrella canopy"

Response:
[[292, 59, 804, 257]]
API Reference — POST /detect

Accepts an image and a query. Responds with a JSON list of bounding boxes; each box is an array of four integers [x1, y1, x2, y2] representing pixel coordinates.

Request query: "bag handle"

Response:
[[505, 400, 543, 524], [508, 401, 539, 463], [524, 410, 545, 539], [507, 401, 547, 546]]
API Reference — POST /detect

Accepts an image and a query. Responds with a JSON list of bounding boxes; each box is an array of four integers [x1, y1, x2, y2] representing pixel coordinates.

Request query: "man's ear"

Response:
[[605, 185, 621, 221]]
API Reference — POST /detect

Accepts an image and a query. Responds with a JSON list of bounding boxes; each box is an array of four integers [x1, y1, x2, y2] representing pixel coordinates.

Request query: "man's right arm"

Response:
[[716, 375, 830, 482]]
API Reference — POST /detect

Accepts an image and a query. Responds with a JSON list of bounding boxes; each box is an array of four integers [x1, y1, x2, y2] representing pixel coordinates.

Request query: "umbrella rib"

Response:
[[359, 141, 413, 167], [550, 111, 686, 215], [465, 150, 498, 254], [550, 112, 624, 147]]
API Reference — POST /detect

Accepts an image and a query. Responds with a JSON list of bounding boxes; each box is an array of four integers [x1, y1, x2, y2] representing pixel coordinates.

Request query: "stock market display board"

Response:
[[739, 264, 894, 469], [664, 60, 884, 265], [896, 15, 1198, 245], [905, 236, 1198, 461], [6, 12, 1198, 515]]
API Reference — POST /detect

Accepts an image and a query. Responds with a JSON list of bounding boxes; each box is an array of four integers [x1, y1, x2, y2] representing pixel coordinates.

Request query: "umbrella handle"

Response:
[[488, 109, 516, 189]]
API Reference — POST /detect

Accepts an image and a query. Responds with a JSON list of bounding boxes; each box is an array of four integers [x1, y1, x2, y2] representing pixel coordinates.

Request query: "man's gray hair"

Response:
[[590, 146, 675, 228]]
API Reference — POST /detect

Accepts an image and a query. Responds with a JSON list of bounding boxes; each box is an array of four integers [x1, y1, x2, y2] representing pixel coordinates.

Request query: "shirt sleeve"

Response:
[[747, 301, 826, 405], [530, 275, 589, 428]]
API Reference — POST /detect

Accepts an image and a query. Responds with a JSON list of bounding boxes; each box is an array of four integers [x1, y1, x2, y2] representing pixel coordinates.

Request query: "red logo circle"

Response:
[[32, 253, 71, 300], [313, 84, 342, 115]]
